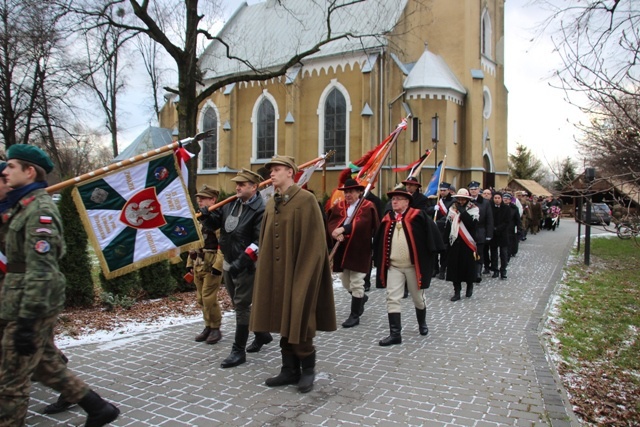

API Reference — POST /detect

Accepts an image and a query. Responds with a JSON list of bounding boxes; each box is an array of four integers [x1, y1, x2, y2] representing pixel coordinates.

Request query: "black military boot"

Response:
[[195, 326, 211, 342], [358, 294, 368, 316], [77, 390, 120, 427], [342, 296, 363, 328], [474, 264, 483, 283], [379, 313, 402, 346], [298, 352, 316, 393], [491, 270, 499, 278], [265, 351, 301, 387], [43, 394, 74, 414], [415, 307, 429, 336], [451, 282, 461, 301], [466, 282, 474, 298], [221, 324, 249, 368], [246, 332, 273, 353]]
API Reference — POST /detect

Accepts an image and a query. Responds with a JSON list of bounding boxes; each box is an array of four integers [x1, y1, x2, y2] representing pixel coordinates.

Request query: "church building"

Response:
[[159, 0, 508, 196]]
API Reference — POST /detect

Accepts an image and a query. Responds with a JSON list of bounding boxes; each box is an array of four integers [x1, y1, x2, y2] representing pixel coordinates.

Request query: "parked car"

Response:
[[576, 202, 612, 226]]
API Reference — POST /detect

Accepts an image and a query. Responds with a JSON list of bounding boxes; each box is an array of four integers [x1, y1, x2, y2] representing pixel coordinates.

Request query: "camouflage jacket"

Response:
[[0, 188, 66, 320]]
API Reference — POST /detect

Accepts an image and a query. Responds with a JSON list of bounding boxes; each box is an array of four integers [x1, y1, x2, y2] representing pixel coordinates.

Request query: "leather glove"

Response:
[[229, 253, 253, 278], [211, 267, 222, 276], [199, 206, 211, 216], [14, 318, 37, 356]]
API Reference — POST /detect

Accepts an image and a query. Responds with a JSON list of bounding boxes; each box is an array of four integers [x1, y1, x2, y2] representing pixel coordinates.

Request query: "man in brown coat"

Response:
[[250, 155, 336, 393]]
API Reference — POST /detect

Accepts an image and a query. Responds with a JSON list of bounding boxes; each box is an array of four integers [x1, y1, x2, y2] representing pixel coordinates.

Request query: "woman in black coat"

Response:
[[445, 189, 480, 301]]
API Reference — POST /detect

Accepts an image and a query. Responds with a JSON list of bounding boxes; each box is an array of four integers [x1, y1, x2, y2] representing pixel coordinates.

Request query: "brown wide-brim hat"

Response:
[[196, 184, 219, 199], [386, 188, 413, 201], [231, 168, 262, 184], [265, 155, 299, 173], [338, 178, 365, 192], [401, 176, 421, 188]]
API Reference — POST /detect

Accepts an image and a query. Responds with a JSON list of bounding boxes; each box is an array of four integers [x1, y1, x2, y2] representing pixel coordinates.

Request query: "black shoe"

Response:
[[491, 271, 499, 278], [482, 268, 491, 275], [78, 390, 120, 427], [432, 270, 439, 278], [43, 395, 74, 414], [246, 332, 273, 353], [438, 271, 446, 280], [501, 275, 507, 280], [220, 347, 246, 368], [450, 293, 461, 302], [364, 281, 371, 292], [474, 275, 482, 283]]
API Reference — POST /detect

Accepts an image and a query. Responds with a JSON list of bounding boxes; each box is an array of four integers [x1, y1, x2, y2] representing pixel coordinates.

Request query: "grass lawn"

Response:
[[549, 237, 640, 425]]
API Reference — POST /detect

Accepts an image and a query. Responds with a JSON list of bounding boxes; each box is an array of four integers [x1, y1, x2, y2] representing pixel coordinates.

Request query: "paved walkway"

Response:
[[28, 223, 585, 427]]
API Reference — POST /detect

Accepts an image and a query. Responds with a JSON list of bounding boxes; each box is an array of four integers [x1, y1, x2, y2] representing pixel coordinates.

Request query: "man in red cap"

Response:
[[327, 179, 379, 328]]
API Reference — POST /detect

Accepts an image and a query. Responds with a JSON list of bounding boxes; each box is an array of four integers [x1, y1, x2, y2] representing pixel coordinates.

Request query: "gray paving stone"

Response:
[[25, 223, 592, 427]]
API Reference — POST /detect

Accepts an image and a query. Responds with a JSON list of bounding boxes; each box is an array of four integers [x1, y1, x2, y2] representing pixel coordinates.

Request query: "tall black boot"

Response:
[[466, 282, 474, 298], [43, 394, 74, 414], [246, 332, 273, 353], [265, 351, 301, 387], [451, 282, 461, 301], [220, 324, 249, 368], [342, 296, 363, 328], [379, 313, 402, 346], [358, 294, 368, 316], [77, 390, 120, 427], [298, 352, 316, 393], [474, 264, 482, 283], [415, 307, 429, 336]]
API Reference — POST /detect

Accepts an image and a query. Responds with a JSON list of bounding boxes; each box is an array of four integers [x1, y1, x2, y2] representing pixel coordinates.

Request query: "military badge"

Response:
[[34, 240, 51, 254], [154, 166, 169, 181], [35, 228, 52, 234], [90, 187, 109, 204]]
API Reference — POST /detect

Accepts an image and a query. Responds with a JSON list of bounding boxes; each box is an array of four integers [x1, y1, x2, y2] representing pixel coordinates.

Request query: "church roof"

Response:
[[114, 127, 173, 161], [200, 0, 408, 81], [403, 47, 466, 102]]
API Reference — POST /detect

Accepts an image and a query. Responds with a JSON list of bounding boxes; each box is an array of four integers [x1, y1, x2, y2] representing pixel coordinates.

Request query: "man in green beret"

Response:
[[0, 145, 120, 426]]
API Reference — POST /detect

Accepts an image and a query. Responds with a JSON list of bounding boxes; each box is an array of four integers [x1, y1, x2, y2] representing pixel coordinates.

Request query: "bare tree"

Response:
[[64, 0, 414, 192], [540, 0, 640, 180], [135, 33, 171, 121]]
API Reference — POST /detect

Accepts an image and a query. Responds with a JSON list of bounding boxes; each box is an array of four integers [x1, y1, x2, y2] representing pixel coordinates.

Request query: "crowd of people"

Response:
[[0, 147, 566, 424]]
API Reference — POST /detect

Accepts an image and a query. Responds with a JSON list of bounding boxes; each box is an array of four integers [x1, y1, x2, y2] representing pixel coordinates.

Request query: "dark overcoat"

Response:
[[491, 203, 511, 247], [373, 208, 444, 290], [445, 204, 478, 284], [327, 199, 379, 273], [250, 184, 336, 344]]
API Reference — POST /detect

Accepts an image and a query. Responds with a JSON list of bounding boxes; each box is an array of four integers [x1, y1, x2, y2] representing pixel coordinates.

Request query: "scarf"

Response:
[[2, 181, 48, 212]]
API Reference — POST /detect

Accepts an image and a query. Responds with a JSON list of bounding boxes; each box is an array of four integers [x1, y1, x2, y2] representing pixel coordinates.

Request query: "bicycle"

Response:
[[616, 220, 640, 240]]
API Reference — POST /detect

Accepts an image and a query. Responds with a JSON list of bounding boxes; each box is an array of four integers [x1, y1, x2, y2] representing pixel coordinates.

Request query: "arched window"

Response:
[[323, 88, 347, 164], [201, 105, 218, 170], [256, 98, 276, 160], [481, 9, 492, 59]]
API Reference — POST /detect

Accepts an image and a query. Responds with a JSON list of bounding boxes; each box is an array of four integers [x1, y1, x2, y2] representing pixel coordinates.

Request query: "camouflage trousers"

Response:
[[0, 314, 89, 426]]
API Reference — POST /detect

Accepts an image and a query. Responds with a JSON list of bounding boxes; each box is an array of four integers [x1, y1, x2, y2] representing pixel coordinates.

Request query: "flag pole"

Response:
[[46, 130, 214, 194], [406, 149, 433, 179], [433, 154, 447, 221], [329, 116, 410, 262], [203, 151, 336, 213]]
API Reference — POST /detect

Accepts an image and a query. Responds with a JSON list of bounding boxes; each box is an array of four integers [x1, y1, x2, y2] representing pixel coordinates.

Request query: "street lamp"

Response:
[[584, 167, 596, 266]]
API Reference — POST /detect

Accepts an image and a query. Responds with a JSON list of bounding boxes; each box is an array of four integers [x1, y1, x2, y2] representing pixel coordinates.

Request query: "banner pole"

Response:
[[45, 130, 213, 194]]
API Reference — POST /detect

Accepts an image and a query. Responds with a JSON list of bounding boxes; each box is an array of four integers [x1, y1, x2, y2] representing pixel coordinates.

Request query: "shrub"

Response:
[[171, 252, 195, 292], [139, 261, 176, 298], [99, 292, 136, 311], [58, 186, 95, 307], [99, 270, 141, 297]]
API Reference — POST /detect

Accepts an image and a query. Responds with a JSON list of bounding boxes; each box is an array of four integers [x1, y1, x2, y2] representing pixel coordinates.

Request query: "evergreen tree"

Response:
[[58, 186, 95, 307], [553, 157, 578, 191], [99, 270, 140, 297], [509, 144, 546, 182], [139, 261, 176, 298]]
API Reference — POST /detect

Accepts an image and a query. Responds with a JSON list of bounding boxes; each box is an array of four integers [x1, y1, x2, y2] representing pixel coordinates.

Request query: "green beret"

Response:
[[7, 144, 54, 173], [0, 162, 6, 175]]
